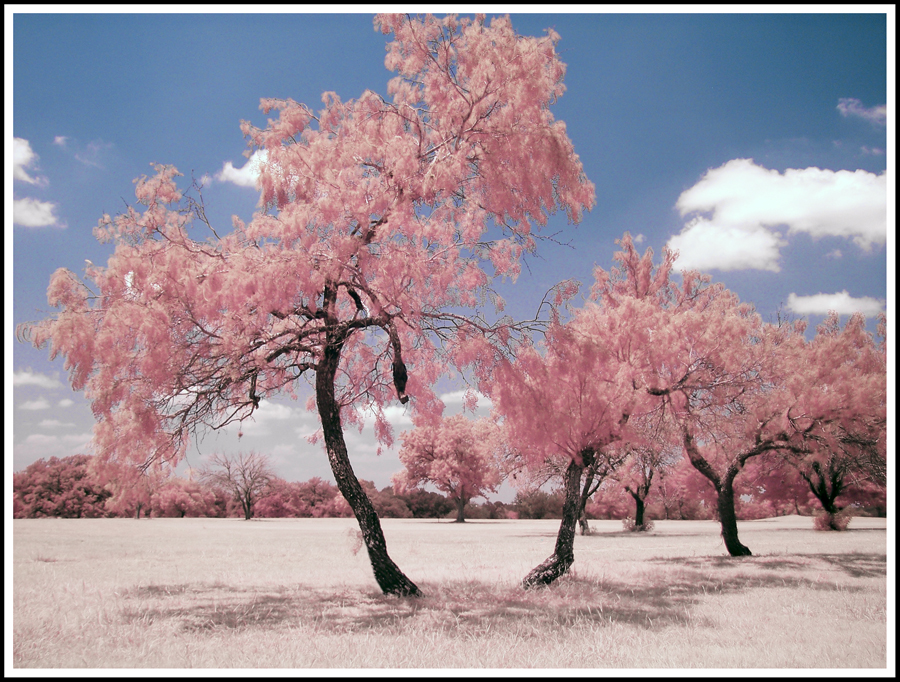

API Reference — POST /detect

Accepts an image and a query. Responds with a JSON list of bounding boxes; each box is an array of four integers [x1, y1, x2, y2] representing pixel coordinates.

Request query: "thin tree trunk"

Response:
[[454, 497, 467, 523], [718, 476, 752, 556], [578, 467, 596, 536], [523, 458, 584, 588], [316, 338, 420, 597]]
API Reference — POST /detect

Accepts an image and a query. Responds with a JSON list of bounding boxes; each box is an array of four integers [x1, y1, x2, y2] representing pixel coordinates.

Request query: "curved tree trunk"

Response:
[[316, 339, 420, 597], [454, 496, 467, 523], [718, 476, 752, 556], [523, 458, 584, 588]]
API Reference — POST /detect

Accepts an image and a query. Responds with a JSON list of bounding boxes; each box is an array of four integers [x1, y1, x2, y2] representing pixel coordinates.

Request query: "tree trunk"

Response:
[[454, 497, 467, 523], [718, 476, 752, 556], [316, 338, 420, 597], [578, 466, 596, 536], [523, 458, 584, 588], [633, 493, 646, 527]]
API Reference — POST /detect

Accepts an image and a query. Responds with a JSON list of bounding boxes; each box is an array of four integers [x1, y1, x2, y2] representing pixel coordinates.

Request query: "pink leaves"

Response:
[[25, 14, 599, 479], [394, 413, 503, 503], [134, 163, 183, 206]]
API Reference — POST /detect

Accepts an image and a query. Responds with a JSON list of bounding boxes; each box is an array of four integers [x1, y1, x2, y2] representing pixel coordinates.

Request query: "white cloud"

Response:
[[38, 419, 75, 428], [13, 137, 47, 185], [58, 399, 75, 408], [825, 249, 843, 260], [668, 218, 787, 273], [14, 197, 64, 228], [215, 150, 267, 188], [53, 135, 68, 147], [668, 159, 886, 272], [231, 399, 294, 436], [439, 389, 493, 410], [13, 370, 64, 389], [837, 98, 886, 127], [20, 398, 51, 410], [787, 290, 885, 317], [18, 432, 94, 460]]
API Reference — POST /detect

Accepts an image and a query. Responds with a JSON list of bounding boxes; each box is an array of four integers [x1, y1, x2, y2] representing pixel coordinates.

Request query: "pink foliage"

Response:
[[20, 13, 595, 483], [150, 478, 217, 518], [393, 414, 504, 508]]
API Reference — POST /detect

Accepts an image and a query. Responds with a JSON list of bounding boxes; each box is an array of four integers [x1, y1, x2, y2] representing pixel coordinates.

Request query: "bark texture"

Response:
[[523, 458, 584, 588], [316, 338, 421, 596], [454, 497, 467, 523], [717, 476, 752, 556]]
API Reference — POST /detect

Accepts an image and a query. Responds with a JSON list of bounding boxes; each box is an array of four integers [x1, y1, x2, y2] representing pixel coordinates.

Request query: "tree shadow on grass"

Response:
[[118, 552, 878, 636], [650, 552, 886, 579]]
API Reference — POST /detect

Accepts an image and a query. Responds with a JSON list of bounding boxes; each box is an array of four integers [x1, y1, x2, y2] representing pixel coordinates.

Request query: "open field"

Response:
[[11, 515, 890, 671]]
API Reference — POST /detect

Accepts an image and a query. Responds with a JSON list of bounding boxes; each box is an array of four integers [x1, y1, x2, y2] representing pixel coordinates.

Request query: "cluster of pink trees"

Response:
[[18, 13, 885, 596], [483, 235, 886, 583]]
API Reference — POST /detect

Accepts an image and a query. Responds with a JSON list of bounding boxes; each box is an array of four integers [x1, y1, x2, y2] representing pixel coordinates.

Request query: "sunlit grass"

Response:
[[12, 516, 888, 669]]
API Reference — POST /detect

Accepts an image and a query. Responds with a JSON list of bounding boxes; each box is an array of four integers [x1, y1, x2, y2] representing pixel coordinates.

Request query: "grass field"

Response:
[[10, 515, 890, 671]]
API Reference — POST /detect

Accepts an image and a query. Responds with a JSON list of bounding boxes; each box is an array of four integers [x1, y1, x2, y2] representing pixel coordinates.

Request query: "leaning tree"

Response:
[[489, 238, 669, 587], [18, 13, 594, 596]]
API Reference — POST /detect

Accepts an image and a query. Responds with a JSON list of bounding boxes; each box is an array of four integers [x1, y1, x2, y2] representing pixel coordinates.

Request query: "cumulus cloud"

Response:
[[18, 432, 94, 460], [215, 150, 267, 188], [20, 398, 51, 411], [14, 197, 64, 228], [787, 291, 885, 317], [837, 98, 887, 127], [667, 159, 886, 272], [13, 137, 47, 185], [231, 399, 294, 436], [58, 399, 75, 408], [13, 370, 64, 389], [439, 389, 493, 410], [668, 219, 787, 272], [53, 135, 68, 147]]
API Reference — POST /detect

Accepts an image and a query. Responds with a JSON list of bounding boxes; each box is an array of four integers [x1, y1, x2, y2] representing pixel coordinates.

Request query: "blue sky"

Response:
[[7, 8, 893, 499]]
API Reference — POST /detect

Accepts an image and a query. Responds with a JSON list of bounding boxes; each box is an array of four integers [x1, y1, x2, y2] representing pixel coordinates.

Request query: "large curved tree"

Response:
[[18, 14, 594, 596]]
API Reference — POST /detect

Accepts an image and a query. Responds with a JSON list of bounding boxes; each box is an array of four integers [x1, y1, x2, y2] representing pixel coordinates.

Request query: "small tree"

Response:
[[199, 452, 274, 520], [393, 414, 503, 522]]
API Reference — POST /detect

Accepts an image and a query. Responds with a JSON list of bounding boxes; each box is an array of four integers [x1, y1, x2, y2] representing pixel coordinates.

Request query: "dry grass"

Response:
[[10, 516, 890, 671]]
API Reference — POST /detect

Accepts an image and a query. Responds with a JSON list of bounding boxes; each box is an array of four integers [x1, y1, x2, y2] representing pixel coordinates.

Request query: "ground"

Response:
[[11, 515, 889, 670]]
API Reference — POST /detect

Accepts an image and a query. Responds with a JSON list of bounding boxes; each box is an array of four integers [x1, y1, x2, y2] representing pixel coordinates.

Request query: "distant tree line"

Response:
[[13, 451, 884, 522]]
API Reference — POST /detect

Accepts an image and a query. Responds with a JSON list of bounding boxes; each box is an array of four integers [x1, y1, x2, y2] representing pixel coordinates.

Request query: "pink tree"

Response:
[[393, 414, 504, 522], [13, 455, 111, 519], [19, 14, 594, 596], [150, 477, 217, 518], [489, 270, 661, 585], [100, 459, 171, 519], [604, 239, 889, 555], [760, 313, 887, 529], [610, 415, 681, 531]]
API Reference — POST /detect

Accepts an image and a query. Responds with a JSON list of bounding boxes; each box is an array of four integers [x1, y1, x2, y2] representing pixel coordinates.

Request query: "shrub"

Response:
[[813, 509, 852, 531], [622, 516, 655, 532]]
